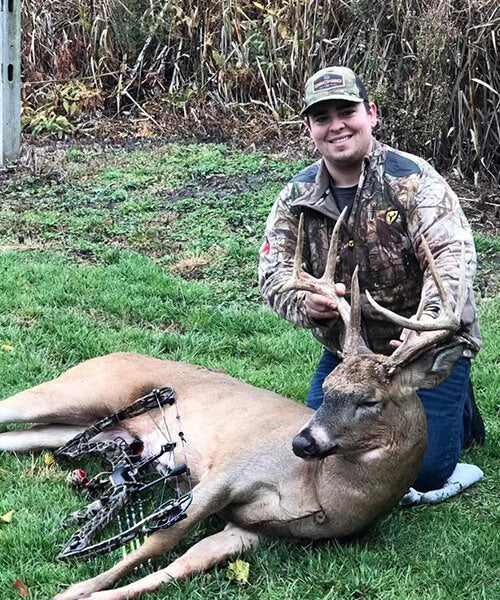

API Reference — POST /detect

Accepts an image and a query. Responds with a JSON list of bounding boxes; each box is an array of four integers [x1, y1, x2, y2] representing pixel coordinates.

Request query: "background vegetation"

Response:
[[20, 0, 500, 184], [0, 143, 499, 599]]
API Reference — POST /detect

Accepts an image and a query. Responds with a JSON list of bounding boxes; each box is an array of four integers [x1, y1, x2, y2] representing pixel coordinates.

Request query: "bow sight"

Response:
[[55, 387, 192, 560]]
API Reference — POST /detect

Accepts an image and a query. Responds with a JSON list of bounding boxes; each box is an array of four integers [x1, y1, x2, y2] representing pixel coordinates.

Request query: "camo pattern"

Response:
[[259, 140, 481, 356], [301, 66, 367, 114]]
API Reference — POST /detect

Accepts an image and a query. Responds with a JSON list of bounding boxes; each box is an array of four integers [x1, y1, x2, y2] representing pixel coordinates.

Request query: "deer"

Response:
[[0, 213, 467, 600]]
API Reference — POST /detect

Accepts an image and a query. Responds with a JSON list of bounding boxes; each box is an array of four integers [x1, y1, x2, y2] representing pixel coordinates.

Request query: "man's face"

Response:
[[305, 100, 378, 171]]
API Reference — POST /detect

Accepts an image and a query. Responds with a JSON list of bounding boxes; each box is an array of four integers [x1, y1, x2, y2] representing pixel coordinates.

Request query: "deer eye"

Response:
[[358, 400, 382, 409]]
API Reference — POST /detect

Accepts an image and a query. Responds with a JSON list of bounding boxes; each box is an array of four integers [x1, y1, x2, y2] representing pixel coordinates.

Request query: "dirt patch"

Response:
[[154, 321, 187, 335], [163, 172, 272, 204], [450, 176, 500, 238], [0, 242, 45, 252]]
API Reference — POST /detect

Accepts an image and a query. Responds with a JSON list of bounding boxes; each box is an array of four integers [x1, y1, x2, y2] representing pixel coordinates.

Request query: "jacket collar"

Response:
[[291, 137, 386, 217]]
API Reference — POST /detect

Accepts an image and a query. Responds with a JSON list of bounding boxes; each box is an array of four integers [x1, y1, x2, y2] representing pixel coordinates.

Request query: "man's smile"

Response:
[[305, 98, 378, 181], [329, 134, 353, 146]]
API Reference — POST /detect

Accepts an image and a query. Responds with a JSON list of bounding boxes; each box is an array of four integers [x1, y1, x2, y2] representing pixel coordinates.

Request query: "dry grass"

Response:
[[20, 0, 500, 183], [169, 255, 213, 280]]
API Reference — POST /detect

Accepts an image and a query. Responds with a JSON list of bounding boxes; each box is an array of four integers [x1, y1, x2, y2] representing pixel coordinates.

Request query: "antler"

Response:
[[277, 208, 366, 356], [366, 236, 467, 371]]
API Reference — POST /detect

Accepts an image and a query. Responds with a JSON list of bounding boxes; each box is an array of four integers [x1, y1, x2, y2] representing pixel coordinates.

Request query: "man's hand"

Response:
[[300, 273, 346, 321]]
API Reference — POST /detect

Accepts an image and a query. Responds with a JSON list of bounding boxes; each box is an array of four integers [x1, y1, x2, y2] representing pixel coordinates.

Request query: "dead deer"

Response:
[[0, 214, 466, 600]]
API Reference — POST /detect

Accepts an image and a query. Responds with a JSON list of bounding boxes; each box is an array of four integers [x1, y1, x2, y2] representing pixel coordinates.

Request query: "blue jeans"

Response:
[[307, 348, 473, 492]]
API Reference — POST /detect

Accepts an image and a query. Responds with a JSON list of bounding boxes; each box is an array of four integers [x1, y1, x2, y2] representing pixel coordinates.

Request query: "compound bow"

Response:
[[55, 387, 192, 560]]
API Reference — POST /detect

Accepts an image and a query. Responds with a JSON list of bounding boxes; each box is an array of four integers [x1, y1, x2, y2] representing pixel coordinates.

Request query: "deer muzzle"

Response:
[[292, 427, 340, 459]]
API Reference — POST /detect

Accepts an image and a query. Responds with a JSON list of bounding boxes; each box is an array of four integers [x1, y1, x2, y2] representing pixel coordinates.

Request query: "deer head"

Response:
[[278, 210, 467, 460]]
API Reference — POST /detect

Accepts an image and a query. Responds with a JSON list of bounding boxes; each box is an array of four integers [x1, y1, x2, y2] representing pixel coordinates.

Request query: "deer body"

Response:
[[0, 350, 429, 600]]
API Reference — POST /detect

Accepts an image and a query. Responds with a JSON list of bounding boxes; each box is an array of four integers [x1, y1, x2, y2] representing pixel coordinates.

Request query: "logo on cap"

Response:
[[313, 73, 345, 93]]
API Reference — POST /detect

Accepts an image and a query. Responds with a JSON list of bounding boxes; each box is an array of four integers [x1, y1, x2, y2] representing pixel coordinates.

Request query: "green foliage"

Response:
[[21, 81, 103, 137], [0, 143, 498, 599], [474, 234, 500, 254], [21, 108, 74, 137], [58, 81, 103, 117]]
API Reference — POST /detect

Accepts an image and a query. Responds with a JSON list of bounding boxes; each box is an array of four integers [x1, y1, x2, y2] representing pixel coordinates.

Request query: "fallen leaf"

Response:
[[226, 559, 250, 584], [1, 344, 14, 352], [1, 510, 14, 523], [137, 121, 156, 138], [44, 452, 55, 466], [12, 578, 30, 597]]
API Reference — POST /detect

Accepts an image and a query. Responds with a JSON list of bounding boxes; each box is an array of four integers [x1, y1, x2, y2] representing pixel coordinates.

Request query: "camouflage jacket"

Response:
[[259, 139, 481, 357]]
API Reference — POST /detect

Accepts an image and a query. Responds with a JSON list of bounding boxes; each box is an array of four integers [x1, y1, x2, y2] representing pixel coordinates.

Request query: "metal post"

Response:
[[0, 0, 21, 166]]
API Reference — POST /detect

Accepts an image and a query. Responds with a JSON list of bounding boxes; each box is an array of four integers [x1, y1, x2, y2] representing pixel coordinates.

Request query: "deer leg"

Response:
[[0, 353, 167, 427], [0, 424, 86, 452], [52, 475, 234, 600], [76, 524, 261, 600], [0, 388, 56, 424]]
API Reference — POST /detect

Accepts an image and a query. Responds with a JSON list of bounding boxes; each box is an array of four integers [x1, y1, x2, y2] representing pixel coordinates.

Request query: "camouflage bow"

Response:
[[55, 387, 192, 560]]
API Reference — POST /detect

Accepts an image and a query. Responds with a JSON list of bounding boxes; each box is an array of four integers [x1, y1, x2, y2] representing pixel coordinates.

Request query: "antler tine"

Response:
[[277, 212, 312, 296], [420, 236, 451, 315], [278, 208, 351, 327], [323, 206, 348, 281], [292, 211, 306, 281], [456, 240, 467, 320], [343, 266, 367, 356], [365, 237, 468, 371], [365, 237, 466, 333]]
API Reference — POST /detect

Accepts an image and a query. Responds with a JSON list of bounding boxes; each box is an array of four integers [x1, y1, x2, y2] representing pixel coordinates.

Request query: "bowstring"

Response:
[[143, 404, 174, 506], [145, 393, 193, 504], [173, 399, 193, 493], [136, 392, 192, 571]]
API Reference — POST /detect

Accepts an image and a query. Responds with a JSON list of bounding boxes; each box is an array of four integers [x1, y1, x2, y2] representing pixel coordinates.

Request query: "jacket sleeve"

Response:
[[405, 163, 480, 348], [258, 183, 322, 329]]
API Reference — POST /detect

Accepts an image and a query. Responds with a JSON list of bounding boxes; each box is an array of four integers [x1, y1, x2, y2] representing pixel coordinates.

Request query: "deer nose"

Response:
[[292, 431, 319, 458]]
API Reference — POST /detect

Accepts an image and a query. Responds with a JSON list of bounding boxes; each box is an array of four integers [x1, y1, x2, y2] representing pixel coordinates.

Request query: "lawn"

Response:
[[0, 143, 498, 600]]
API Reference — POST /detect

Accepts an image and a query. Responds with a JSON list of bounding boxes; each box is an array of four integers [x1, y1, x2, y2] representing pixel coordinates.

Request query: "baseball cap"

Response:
[[301, 66, 369, 115]]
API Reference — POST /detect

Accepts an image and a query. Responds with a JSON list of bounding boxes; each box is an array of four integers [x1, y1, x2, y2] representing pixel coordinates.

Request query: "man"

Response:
[[259, 66, 485, 495]]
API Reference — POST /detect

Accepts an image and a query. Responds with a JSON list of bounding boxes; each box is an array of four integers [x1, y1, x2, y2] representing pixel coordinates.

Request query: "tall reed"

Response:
[[20, 0, 499, 183]]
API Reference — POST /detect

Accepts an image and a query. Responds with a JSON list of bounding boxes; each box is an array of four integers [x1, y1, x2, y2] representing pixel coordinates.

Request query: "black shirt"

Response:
[[330, 182, 357, 219]]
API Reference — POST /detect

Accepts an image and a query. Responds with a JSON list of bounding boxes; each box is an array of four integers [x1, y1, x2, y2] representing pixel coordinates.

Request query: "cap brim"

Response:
[[301, 94, 364, 116]]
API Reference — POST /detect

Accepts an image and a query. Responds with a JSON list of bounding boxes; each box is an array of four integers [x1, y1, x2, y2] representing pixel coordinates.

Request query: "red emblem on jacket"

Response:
[[260, 237, 270, 256]]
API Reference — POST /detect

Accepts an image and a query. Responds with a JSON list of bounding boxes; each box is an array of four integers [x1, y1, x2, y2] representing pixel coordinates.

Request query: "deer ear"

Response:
[[397, 343, 465, 390]]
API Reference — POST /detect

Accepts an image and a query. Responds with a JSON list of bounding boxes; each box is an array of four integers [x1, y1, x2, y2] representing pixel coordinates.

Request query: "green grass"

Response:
[[0, 143, 498, 600], [0, 143, 309, 305]]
